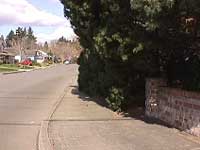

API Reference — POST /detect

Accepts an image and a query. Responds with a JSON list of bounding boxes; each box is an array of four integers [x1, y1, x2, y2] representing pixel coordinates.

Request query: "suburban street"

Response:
[[0, 64, 199, 150], [0, 64, 78, 150], [1, 0, 200, 150]]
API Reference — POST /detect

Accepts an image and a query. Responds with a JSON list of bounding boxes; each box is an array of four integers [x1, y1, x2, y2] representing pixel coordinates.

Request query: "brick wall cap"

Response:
[[146, 78, 166, 81], [161, 87, 200, 100]]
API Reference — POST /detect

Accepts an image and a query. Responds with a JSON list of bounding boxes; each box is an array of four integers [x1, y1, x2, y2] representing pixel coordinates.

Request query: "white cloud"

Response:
[[49, 0, 60, 3], [36, 25, 77, 43], [0, 0, 67, 26], [0, 0, 76, 43]]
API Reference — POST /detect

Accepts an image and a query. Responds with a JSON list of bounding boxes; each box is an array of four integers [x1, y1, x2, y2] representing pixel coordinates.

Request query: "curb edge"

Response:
[[38, 73, 78, 150]]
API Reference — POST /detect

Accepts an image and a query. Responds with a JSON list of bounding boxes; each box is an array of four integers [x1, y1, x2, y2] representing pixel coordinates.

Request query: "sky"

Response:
[[0, 0, 76, 43]]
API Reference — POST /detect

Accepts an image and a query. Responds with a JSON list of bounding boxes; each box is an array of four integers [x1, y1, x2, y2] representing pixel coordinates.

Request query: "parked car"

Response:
[[63, 60, 70, 65], [54, 56, 62, 63], [57, 57, 62, 63], [20, 59, 32, 66]]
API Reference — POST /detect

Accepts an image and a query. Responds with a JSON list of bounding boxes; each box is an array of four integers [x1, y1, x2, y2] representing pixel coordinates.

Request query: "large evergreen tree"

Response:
[[6, 30, 15, 47], [61, 0, 200, 110], [26, 27, 37, 50], [6, 27, 37, 50], [44, 41, 49, 51]]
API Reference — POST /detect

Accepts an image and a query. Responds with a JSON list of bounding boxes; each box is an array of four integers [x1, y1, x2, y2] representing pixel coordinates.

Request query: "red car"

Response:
[[20, 59, 32, 66]]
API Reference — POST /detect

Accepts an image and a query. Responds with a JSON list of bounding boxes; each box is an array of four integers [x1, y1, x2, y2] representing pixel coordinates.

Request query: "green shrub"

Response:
[[32, 61, 42, 67], [20, 65, 34, 69], [106, 87, 124, 112], [62, 0, 200, 112]]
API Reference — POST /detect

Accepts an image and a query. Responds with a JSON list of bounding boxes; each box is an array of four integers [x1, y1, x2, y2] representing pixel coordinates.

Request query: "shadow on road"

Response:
[[70, 85, 173, 129]]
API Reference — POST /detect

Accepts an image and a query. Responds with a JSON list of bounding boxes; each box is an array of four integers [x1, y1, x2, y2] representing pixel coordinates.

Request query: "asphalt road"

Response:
[[0, 64, 78, 150]]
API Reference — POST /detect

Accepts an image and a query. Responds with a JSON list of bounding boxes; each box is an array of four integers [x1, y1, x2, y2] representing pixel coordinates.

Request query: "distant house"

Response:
[[27, 56, 35, 61], [0, 51, 15, 64], [34, 50, 49, 63], [3, 48, 22, 63], [24, 50, 36, 61], [15, 49, 36, 62], [1, 49, 50, 64], [14, 52, 27, 63], [14, 55, 23, 63]]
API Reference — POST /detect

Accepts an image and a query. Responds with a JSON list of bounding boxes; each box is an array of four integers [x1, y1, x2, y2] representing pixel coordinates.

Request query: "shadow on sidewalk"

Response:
[[70, 85, 173, 129], [70, 85, 109, 109]]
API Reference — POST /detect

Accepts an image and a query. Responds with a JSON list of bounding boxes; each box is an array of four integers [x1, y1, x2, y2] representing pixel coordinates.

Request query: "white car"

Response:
[[64, 60, 70, 65]]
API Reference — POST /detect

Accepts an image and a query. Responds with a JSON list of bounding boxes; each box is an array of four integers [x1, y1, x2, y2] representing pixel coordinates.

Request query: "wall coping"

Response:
[[160, 87, 200, 100], [147, 78, 200, 100]]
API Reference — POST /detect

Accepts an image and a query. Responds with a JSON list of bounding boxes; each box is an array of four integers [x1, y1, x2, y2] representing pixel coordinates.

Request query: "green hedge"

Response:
[[62, 0, 200, 111]]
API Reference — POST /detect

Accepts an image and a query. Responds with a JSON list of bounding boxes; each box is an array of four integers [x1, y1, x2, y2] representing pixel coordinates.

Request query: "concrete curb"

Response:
[[39, 121, 53, 150], [2, 70, 27, 75], [38, 75, 77, 150], [38, 90, 66, 150], [38, 92, 66, 150], [179, 132, 200, 145]]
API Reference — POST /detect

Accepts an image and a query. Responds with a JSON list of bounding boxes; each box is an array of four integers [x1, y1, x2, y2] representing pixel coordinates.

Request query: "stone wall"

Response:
[[145, 78, 200, 137]]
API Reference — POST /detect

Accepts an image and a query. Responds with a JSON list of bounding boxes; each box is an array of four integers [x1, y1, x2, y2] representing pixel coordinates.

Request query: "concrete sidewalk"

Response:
[[46, 80, 200, 150]]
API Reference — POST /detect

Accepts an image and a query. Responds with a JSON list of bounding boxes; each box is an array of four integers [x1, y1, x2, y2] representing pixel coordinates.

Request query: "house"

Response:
[[34, 50, 49, 63], [15, 50, 35, 62], [24, 50, 36, 61], [14, 55, 21, 63], [15, 49, 36, 62], [2, 48, 36, 62], [0, 51, 15, 64], [3, 48, 22, 63], [14, 53, 27, 63]]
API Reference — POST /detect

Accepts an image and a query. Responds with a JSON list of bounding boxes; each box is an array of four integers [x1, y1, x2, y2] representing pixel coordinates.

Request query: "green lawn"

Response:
[[0, 64, 37, 73], [20, 65, 34, 69], [0, 67, 18, 72], [0, 63, 43, 73], [0, 64, 19, 72], [0, 64, 19, 69], [0, 64, 34, 70]]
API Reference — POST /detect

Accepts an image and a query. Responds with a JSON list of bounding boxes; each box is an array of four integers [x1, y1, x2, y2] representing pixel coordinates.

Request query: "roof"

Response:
[[3, 48, 18, 55], [4, 48, 37, 57], [36, 50, 48, 57], [0, 52, 15, 56], [24, 50, 36, 56]]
